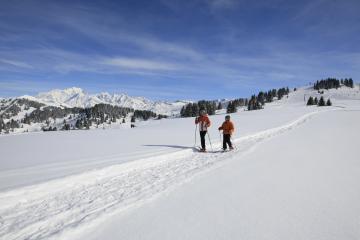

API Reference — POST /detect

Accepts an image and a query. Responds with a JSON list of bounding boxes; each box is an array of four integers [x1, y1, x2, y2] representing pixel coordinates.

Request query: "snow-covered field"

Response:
[[0, 86, 359, 240]]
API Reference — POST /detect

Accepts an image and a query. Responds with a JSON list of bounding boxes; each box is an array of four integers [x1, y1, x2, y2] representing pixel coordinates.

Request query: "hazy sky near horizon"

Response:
[[0, 0, 359, 100]]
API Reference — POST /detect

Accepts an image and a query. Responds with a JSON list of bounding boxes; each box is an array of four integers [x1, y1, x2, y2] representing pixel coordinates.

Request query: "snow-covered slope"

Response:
[[282, 84, 360, 105], [80, 109, 360, 240], [20, 87, 189, 115], [0, 84, 360, 240]]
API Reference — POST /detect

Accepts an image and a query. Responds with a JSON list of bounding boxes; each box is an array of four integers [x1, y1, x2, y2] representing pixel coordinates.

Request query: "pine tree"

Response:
[[307, 96, 314, 105], [257, 92, 265, 105], [75, 119, 83, 129], [180, 106, 184, 116], [0, 118, 4, 133], [247, 96, 262, 111], [326, 99, 332, 106], [227, 101, 237, 113], [318, 96, 326, 106], [192, 104, 199, 117], [314, 97, 318, 105], [349, 78, 354, 88], [217, 102, 222, 110], [62, 123, 70, 130]]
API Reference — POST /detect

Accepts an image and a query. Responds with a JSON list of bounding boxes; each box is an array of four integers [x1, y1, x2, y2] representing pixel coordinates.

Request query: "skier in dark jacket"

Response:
[[218, 115, 234, 151], [195, 110, 211, 152]]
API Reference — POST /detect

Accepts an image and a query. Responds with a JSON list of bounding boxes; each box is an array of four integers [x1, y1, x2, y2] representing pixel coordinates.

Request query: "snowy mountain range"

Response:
[[1, 84, 359, 135], [19, 87, 190, 116]]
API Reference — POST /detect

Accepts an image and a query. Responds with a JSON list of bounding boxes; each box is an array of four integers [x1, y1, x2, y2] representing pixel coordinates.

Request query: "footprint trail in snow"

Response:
[[0, 110, 326, 240]]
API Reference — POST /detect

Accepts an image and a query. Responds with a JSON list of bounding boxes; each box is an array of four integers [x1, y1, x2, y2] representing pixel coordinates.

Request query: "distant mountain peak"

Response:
[[15, 87, 188, 116], [37, 87, 85, 97]]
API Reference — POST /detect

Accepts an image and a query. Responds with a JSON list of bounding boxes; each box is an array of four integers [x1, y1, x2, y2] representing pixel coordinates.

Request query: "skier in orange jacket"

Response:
[[195, 109, 211, 152], [218, 115, 234, 151]]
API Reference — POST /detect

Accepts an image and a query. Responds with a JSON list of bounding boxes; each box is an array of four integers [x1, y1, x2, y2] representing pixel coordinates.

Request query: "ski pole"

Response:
[[219, 130, 223, 150], [207, 131, 213, 151], [230, 135, 237, 149], [194, 123, 198, 147]]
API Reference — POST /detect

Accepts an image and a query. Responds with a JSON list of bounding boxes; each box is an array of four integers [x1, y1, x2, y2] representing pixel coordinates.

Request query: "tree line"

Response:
[[0, 98, 44, 120], [0, 100, 165, 133], [246, 87, 290, 111], [0, 118, 20, 133], [180, 86, 290, 116], [307, 96, 332, 106], [226, 98, 247, 113], [180, 100, 217, 117], [60, 104, 165, 131], [314, 78, 354, 90]]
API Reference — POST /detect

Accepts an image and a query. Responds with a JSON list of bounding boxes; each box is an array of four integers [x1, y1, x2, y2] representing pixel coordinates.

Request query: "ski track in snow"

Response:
[[0, 109, 331, 240]]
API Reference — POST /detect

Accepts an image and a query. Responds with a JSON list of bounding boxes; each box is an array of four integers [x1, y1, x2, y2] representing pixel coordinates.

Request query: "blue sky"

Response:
[[0, 0, 359, 100]]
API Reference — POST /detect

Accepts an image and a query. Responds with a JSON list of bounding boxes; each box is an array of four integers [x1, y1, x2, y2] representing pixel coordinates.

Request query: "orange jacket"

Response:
[[195, 115, 211, 131], [218, 120, 234, 135]]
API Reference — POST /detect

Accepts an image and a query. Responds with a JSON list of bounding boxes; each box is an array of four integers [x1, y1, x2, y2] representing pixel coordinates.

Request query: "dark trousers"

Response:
[[200, 131, 207, 150], [223, 134, 233, 150]]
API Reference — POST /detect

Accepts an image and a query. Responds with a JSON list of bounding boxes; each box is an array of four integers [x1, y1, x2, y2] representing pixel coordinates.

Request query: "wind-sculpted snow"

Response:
[[0, 110, 329, 240]]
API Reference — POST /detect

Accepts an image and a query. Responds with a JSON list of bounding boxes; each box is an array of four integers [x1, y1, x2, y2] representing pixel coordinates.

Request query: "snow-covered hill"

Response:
[[0, 88, 192, 134], [282, 84, 360, 105], [0, 83, 360, 240], [19, 87, 190, 116], [1, 84, 360, 135]]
